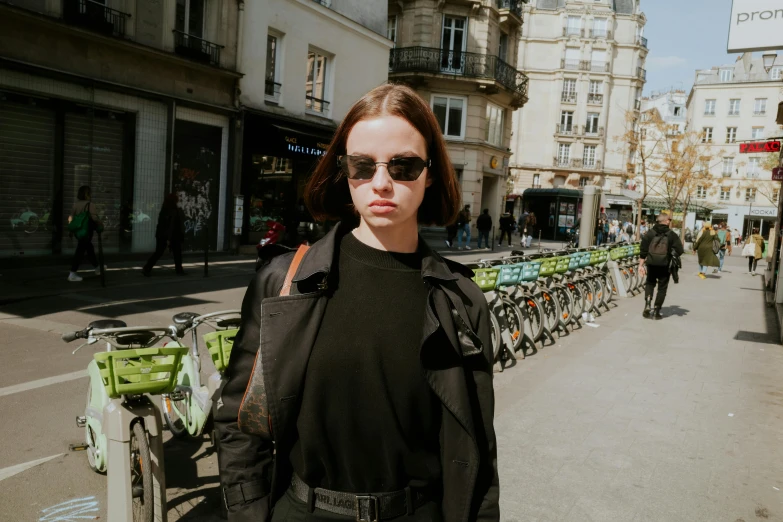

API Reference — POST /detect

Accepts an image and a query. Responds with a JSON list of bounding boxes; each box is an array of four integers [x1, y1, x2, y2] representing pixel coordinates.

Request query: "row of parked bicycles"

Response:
[[467, 241, 644, 369]]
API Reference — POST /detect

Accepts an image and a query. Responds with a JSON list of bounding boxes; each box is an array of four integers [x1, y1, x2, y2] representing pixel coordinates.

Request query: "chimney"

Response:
[[741, 52, 753, 74]]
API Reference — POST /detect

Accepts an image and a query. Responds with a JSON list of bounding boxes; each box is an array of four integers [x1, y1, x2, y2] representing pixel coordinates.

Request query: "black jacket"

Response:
[[498, 215, 514, 232], [215, 223, 499, 522], [155, 206, 185, 242], [640, 223, 684, 261], [476, 213, 492, 232]]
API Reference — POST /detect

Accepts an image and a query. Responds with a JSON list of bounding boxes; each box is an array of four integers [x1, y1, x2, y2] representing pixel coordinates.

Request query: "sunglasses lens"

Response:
[[388, 157, 426, 181], [342, 156, 376, 180]]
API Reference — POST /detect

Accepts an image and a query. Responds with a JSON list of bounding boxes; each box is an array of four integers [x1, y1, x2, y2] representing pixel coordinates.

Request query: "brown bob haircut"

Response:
[[305, 83, 462, 226]]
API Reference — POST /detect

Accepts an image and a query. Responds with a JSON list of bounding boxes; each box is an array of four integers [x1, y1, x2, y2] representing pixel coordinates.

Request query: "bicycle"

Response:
[[161, 310, 241, 440], [64, 320, 187, 522]]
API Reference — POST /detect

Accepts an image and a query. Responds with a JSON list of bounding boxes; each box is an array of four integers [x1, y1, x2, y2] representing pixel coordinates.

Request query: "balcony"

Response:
[[588, 94, 604, 105], [306, 95, 330, 114], [563, 27, 584, 37], [637, 36, 648, 49], [584, 126, 604, 137], [497, 0, 524, 18], [561, 92, 577, 103], [590, 29, 612, 39], [63, 0, 130, 38], [590, 61, 610, 73], [754, 110, 766, 116], [265, 80, 281, 103], [635, 99, 641, 110], [173, 30, 223, 66], [556, 124, 575, 136], [553, 158, 602, 170], [554, 157, 572, 168], [389, 47, 530, 107], [637, 67, 647, 80], [561, 59, 581, 70]]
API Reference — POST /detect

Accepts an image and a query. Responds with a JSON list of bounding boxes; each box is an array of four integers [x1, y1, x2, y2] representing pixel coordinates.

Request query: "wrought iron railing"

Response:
[[63, 0, 130, 38], [561, 92, 576, 103], [591, 61, 610, 72], [553, 157, 571, 168], [635, 99, 641, 110], [637, 67, 647, 80], [561, 59, 581, 70], [584, 126, 604, 136], [588, 94, 603, 104], [306, 95, 330, 113], [563, 27, 584, 37], [173, 30, 223, 66], [497, 0, 524, 18], [389, 47, 529, 105], [265, 81, 282, 102], [637, 36, 648, 48], [556, 124, 575, 135], [590, 29, 611, 39]]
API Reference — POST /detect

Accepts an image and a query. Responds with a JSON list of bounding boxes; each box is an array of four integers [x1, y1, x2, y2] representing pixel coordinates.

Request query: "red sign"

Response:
[[773, 167, 783, 181], [739, 141, 781, 153]]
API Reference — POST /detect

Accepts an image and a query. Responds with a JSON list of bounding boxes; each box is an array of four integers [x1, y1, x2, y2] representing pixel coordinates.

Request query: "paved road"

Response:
[[1, 251, 781, 521]]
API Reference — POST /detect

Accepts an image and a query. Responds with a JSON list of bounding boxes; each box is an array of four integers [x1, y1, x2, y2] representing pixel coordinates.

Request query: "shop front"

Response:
[[241, 112, 335, 246], [522, 188, 582, 242]]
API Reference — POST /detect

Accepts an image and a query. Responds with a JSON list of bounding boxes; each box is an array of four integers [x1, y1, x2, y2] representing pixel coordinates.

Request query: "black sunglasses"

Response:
[[337, 155, 431, 181]]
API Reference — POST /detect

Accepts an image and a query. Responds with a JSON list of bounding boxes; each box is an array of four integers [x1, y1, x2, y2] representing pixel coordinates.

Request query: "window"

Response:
[[176, 0, 205, 38], [265, 34, 281, 102], [498, 32, 508, 63], [432, 95, 466, 139], [722, 157, 734, 177], [564, 47, 580, 69], [591, 50, 606, 71], [704, 99, 716, 116], [728, 99, 740, 116], [702, 127, 713, 143], [579, 176, 589, 187], [772, 67, 783, 80], [592, 18, 608, 37], [533, 173, 541, 188], [673, 106, 682, 116], [486, 103, 504, 147], [562, 78, 577, 102], [748, 157, 760, 178], [752, 127, 765, 140], [560, 111, 574, 133], [754, 98, 767, 115], [588, 80, 603, 103], [726, 127, 737, 143], [583, 145, 596, 167], [696, 186, 706, 199], [699, 159, 709, 173], [557, 143, 571, 165], [387, 16, 397, 45], [567, 16, 582, 35], [306, 50, 329, 113], [720, 69, 733, 82], [441, 16, 467, 72], [585, 113, 600, 134], [720, 187, 731, 201], [746, 188, 756, 202]]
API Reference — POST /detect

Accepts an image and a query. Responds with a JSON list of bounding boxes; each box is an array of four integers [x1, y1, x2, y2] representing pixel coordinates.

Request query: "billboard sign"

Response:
[[773, 167, 783, 181], [739, 141, 781, 153], [728, 0, 783, 53]]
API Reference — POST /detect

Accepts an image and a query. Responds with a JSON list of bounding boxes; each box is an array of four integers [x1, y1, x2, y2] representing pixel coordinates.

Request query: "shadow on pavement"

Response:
[[170, 487, 223, 521], [733, 278, 780, 345], [661, 305, 689, 317]]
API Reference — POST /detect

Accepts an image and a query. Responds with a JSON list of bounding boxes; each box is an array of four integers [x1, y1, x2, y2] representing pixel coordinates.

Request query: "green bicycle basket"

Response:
[[590, 249, 609, 266], [93, 346, 188, 399], [554, 256, 571, 274], [472, 268, 499, 291], [539, 257, 558, 277], [520, 260, 543, 282], [205, 328, 239, 373], [633, 243, 640, 255], [497, 264, 523, 287], [610, 246, 626, 260]]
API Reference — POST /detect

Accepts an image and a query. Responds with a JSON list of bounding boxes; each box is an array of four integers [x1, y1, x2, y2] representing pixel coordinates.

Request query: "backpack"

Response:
[[711, 235, 721, 255], [67, 202, 92, 240], [646, 230, 670, 266], [626, 224, 633, 235]]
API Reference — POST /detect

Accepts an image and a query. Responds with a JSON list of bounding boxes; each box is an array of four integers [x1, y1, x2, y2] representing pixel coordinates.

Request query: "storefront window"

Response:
[[247, 154, 294, 243]]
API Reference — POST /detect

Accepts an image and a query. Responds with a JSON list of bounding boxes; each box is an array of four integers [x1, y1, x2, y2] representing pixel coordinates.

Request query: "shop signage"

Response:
[[739, 141, 780, 153], [727, 0, 783, 53], [750, 207, 778, 217], [773, 167, 783, 181], [283, 134, 328, 157]]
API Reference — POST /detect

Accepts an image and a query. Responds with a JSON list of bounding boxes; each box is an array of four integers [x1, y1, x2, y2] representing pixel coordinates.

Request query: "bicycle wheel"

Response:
[[501, 296, 525, 352], [602, 272, 617, 304], [489, 312, 502, 362], [84, 381, 101, 473], [566, 281, 584, 320], [538, 289, 560, 333], [577, 278, 596, 314], [552, 284, 574, 328], [590, 276, 606, 309], [130, 422, 154, 522], [520, 294, 545, 342], [162, 392, 190, 439]]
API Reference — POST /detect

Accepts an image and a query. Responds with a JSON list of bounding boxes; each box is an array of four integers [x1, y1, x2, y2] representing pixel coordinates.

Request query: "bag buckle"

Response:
[[355, 495, 379, 522]]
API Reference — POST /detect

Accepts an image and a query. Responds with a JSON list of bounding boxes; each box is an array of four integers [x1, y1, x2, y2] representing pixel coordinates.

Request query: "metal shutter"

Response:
[[62, 112, 125, 254], [0, 99, 56, 256]]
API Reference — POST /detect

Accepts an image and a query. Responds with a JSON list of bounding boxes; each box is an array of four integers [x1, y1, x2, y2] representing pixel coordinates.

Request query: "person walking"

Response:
[[456, 204, 472, 250], [596, 218, 605, 246], [743, 227, 766, 275], [143, 192, 186, 276], [215, 84, 498, 522], [444, 222, 457, 249], [693, 223, 720, 279], [518, 210, 528, 238], [639, 212, 684, 320], [714, 223, 731, 273], [524, 211, 537, 248], [498, 212, 514, 247], [66, 185, 102, 282], [733, 228, 741, 246], [476, 208, 492, 249]]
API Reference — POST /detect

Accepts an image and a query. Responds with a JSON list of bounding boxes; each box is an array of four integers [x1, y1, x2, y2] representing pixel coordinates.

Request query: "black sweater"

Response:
[[289, 232, 442, 493]]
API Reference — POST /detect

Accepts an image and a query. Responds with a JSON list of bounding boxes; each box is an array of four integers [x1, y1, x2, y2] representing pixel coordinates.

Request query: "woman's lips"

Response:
[[369, 200, 397, 214]]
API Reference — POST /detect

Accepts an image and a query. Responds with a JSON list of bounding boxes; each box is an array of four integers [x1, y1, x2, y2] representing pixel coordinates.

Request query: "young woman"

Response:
[[744, 227, 766, 275], [142, 192, 186, 276], [216, 84, 499, 522], [693, 223, 719, 278], [67, 185, 102, 282]]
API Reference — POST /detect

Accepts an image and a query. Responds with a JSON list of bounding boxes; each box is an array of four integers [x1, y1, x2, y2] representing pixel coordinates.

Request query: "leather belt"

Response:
[[290, 473, 431, 521]]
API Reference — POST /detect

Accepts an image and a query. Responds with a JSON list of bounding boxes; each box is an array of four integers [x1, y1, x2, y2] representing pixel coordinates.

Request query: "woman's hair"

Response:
[[77, 186, 91, 201], [527, 213, 537, 225], [162, 192, 179, 210], [753, 227, 760, 234], [305, 83, 461, 225]]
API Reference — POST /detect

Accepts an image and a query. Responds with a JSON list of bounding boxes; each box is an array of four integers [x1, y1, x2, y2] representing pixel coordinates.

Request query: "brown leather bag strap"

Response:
[[279, 245, 310, 297]]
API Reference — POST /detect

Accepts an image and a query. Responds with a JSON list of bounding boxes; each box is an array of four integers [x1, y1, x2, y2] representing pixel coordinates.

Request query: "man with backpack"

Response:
[[714, 222, 731, 273], [639, 212, 684, 320]]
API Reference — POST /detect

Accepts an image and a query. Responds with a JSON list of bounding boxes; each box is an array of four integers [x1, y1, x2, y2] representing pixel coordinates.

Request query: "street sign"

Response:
[[728, 0, 783, 53], [773, 167, 783, 181], [739, 141, 781, 153]]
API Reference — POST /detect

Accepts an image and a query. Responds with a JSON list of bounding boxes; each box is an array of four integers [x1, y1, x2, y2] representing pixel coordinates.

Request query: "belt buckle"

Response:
[[355, 495, 379, 522]]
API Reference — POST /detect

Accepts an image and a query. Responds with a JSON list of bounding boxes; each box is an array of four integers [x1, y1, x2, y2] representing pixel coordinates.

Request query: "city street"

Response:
[[1, 251, 782, 521]]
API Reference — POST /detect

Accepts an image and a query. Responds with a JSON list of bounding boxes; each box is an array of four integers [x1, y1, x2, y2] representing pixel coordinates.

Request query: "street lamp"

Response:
[[762, 53, 777, 74]]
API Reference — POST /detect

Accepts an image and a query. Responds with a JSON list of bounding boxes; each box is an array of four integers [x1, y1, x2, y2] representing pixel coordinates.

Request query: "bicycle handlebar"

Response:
[[61, 329, 87, 343]]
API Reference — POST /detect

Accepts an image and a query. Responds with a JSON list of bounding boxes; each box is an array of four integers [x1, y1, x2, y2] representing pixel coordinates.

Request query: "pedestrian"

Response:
[[518, 210, 528, 238], [713, 223, 731, 273], [524, 211, 537, 247], [733, 228, 741, 246], [742, 227, 766, 275], [596, 218, 604, 246], [693, 223, 719, 278], [66, 185, 102, 282], [498, 211, 514, 246], [476, 208, 492, 249], [639, 212, 684, 319], [456, 204, 472, 250], [215, 83, 499, 522], [142, 192, 186, 276], [444, 222, 457, 248]]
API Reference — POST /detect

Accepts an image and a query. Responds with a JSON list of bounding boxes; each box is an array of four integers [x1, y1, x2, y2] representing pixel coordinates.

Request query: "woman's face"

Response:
[[345, 115, 432, 232]]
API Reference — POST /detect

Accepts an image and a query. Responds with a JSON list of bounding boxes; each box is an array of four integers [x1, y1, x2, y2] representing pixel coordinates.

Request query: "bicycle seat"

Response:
[[172, 312, 200, 325], [89, 319, 128, 330], [115, 331, 157, 347], [216, 317, 241, 329]]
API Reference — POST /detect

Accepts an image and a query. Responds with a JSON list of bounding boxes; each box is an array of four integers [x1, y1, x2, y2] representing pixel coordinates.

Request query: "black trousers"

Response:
[[498, 230, 512, 246], [645, 265, 670, 308], [70, 235, 97, 272], [748, 256, 759, 272], [144, 238, 183, 272]]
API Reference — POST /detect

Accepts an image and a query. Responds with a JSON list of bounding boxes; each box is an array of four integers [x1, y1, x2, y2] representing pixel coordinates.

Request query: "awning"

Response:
[[604, 194, 635, 206], [641, 197, 719, 213], [523, 188, 582, 198]]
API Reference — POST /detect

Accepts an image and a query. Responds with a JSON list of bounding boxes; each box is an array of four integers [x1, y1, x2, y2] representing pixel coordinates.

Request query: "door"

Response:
[[441, 16, 467, 73]]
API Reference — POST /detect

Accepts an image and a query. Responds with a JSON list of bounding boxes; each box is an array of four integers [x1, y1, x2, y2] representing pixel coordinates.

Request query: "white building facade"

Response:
[[686, 53, 783, 237]]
